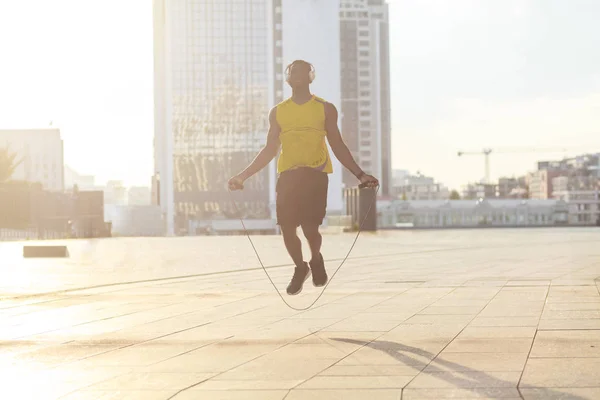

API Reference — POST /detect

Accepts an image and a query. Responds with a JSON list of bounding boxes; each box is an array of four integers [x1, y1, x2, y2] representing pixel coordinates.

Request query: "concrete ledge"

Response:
[[23, 245, 69, 258]]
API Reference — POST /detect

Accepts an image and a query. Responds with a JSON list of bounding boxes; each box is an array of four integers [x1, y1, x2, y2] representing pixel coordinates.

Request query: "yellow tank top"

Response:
[[275, 95, 333, 174]]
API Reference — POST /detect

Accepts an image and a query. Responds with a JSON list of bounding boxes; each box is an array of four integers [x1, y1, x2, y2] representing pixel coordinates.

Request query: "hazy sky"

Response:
[[0, 0, 599, 190]]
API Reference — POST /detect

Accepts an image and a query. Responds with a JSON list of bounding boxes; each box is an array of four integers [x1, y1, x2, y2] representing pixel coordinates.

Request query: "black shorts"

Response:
[[276, 167, 329, 227]]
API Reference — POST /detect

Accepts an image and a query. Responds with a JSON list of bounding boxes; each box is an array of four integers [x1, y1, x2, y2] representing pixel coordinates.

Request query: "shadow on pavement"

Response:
[[332, 338, 587, 400]]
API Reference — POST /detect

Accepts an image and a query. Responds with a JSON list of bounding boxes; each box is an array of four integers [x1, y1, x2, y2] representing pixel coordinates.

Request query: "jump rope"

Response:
[[228, 182, 379, 311], [226, 61, 379, 310]]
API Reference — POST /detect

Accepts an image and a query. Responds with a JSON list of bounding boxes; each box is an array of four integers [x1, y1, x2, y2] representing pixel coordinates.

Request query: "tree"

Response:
[[450, 190, 460, 200], [0, 146, 21, 183]]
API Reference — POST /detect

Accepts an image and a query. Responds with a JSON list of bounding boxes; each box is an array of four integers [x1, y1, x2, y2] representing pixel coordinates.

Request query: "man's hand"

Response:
[[228, 175, 245, 191], [359, 173, 379, 189]]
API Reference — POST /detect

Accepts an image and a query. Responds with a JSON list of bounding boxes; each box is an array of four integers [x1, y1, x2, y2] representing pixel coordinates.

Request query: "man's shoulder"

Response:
[[275, 98, 293, 108], [313, 97, 337, 115], [313, 95, 328, 105]]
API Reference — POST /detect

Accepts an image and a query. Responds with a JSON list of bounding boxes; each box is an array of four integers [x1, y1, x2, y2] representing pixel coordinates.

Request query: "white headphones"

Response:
[[286, 60, 315, 83]]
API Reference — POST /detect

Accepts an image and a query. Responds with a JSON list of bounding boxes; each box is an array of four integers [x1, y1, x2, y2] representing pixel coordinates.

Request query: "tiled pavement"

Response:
[[1, 228, 599, 399]]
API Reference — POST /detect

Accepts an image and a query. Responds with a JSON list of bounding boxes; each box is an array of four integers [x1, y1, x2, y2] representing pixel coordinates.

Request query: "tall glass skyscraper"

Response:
[[154, 0, 281, 235], [154, 0, 346, 235]]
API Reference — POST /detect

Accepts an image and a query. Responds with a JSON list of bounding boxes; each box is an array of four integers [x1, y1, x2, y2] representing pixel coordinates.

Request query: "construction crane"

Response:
[[457, 147, 597, 184], [457, 148, 493, 184]]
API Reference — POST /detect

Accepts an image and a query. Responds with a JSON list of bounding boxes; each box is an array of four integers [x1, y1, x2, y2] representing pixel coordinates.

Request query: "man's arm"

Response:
[[237, 107, 281, 182], [324, 102, 365, 179]]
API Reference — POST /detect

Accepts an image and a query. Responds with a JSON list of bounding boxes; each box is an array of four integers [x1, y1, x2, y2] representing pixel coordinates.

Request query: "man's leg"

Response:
[[302, 223, 327, 287], [300, 170, 329, 287], [281, 224, 311, 295], [301, 223, 322, 263], [281, 224, 304, 267]]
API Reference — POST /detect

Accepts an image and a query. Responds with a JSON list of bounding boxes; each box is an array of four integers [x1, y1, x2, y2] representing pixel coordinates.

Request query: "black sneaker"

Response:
[[286, 263, 311, 295], [310, 253, 328, 287]]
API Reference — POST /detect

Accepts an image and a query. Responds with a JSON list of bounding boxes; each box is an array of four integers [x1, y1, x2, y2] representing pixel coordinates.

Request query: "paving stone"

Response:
[[297, 375, 411, 389], [459, 327, 537, 339], [420, 306, 485, 315], [189, 379, 304, 390], [545, 302, 600, 311], [530, 330, 600, 358], [321, 364, 422, 376], [285, 389, 400, 400], [520, 358, 600, 388], [172, 391, 288, 400], [469, 317, 540, 327], [443, 338, 533, 353], [538, 319, 600, 330], [519, 388, 600, 400], [87, 372, 213, 390], [403, 387, 521, 399], [60, 390, 179, 400], [406, 370, 522, 388], [425, 352, 528, 372]]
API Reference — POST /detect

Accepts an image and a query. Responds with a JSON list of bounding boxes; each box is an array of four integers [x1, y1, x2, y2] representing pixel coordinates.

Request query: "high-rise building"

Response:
[[0, 129, 64, 192], [153, 0, 280, 235], [339, 0, 391, 196]]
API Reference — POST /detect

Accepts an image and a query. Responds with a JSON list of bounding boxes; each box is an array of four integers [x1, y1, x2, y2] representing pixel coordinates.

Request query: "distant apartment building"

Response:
[[392, 169, 409, 187], [553, 189, 600, 225], [64, 166, 96, 191], [393, 173, 449, 201], [552, 175, 598, 193], [540, 153, 600, 174], [462, 183, 497, 200], [0, 129, 64, 191], [497, 177, 518, 198], [103, 180, 127, 206], [551, 174, 599, 225], [528, 169, 561, 199], [530, 152, 600, 199], [497, 176, 528, 198], [127, 186, 151, 206], [339, 0, 391, 195]]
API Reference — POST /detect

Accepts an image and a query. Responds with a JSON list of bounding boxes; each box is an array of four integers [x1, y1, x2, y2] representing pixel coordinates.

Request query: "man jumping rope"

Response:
[[228, 60, 379, 296]]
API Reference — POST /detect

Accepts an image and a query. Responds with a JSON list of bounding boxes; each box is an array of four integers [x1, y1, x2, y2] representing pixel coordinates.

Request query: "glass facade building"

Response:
[[155, 0, 279, 234]]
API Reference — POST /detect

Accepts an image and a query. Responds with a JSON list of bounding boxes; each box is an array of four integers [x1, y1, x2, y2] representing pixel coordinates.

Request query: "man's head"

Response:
[[285, 60, 315, 89]]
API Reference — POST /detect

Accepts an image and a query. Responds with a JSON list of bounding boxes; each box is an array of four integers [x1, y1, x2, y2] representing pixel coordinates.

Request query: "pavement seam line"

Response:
[[155, 289, 365, 399], [47, 303, 269, 374], [162, 321, 346, 399], [9, 302, 179, 342], [516, 283, 551, 399], [400, 284, 507, 392], [283, 291, 410, 392], [287, 287, 459, 393], [169, 288, 399, 397]]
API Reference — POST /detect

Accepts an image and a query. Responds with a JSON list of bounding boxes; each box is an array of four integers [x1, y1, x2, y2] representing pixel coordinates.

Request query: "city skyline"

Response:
[[1, 0, 599, 191]]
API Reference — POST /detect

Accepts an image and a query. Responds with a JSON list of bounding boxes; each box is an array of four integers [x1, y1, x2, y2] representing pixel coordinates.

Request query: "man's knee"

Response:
[[301, 224, 321, 241], [281, 225, 298, 240]]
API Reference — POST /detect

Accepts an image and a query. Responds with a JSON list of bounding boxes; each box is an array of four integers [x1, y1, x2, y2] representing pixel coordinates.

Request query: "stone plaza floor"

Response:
[[1, 228, 600, 399]]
